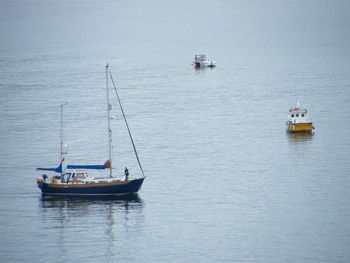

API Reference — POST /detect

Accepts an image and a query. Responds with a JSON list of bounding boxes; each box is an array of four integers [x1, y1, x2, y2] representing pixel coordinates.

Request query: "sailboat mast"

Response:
[[60, 103, 63, 163], [60, 102, 67, 176], [106, 64, 113, 177]]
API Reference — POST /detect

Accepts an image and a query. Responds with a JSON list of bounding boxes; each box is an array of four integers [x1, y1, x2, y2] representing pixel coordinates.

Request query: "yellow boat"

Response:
[[286, 100, 314, 133]]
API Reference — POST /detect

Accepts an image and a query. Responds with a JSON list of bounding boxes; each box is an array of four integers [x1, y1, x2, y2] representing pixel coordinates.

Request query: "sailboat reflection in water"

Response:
[[40, 193, 143, 208], [36, 64, 145, 196]]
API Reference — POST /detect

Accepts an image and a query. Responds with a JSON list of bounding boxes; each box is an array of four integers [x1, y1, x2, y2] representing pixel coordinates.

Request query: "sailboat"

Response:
[[36, 64, 145, 195]]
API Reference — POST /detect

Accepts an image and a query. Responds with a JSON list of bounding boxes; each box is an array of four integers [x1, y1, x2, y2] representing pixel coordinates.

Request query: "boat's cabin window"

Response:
[[66, 173, 75, 179], [291, 114, 294, 118], [195, 55, 206, 61], [301, 113, 305, 117], [76, 173, 86, 179], [66, 172, 87, 179], [296, 114, 299, 117]]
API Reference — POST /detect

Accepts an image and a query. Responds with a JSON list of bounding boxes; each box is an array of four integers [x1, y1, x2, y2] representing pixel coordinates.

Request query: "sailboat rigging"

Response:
[[108, 69, 144, 177], [60, 102, 67, 175], [36, 64, 145, 195], [106, 64, 113, 178]]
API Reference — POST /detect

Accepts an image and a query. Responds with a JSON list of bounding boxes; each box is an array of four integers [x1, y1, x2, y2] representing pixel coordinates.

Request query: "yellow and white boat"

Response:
[[286, 100, 314, 133]]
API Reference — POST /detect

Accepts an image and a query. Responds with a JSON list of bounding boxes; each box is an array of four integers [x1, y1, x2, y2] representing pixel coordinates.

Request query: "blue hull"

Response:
[[38, 178, 145, 196]]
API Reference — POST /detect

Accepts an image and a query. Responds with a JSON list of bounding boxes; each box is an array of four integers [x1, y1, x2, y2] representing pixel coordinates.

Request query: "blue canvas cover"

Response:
[[37, 161, 63, 173], [66, 165, 105, 170]]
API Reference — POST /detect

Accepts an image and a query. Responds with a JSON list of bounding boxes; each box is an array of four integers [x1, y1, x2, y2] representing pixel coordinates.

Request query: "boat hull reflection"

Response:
[[41, 192, 142, 203], [287, 132, 314, 143]]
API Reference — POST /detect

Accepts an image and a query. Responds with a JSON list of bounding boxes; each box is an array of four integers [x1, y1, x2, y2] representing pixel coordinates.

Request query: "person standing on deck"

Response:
[[124, 167, 129, 181]]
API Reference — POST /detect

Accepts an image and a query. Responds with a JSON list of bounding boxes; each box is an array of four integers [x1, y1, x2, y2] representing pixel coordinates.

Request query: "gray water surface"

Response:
[[1, 0, 350, 262]]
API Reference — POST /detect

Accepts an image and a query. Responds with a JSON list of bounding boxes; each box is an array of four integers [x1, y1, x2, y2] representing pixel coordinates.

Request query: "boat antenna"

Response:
[[296, 97, 303, 109], [106, 64, 113, 178], [60, 101, 67, 176], [108, 70, 145, 177]]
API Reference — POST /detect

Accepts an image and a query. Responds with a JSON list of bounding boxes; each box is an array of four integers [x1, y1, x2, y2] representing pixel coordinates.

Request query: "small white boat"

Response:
[[193, 54, 216, 68], [286, 99, 314, 133]]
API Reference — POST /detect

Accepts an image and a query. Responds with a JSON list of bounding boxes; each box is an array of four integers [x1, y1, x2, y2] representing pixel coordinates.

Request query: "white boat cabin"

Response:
[[194, 54, 207, 62], [287, 107, 312, 124], [46, 169, 126, 184]]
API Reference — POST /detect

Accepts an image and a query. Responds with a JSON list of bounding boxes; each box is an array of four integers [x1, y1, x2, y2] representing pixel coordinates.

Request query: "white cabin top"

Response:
[[194, 54, 207, 61], [66, 170, 89, 178], [287, 102, 312, 124]]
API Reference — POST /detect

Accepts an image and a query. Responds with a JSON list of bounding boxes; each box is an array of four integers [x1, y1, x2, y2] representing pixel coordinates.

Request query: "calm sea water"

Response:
[[1, 0, 350, 262]]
